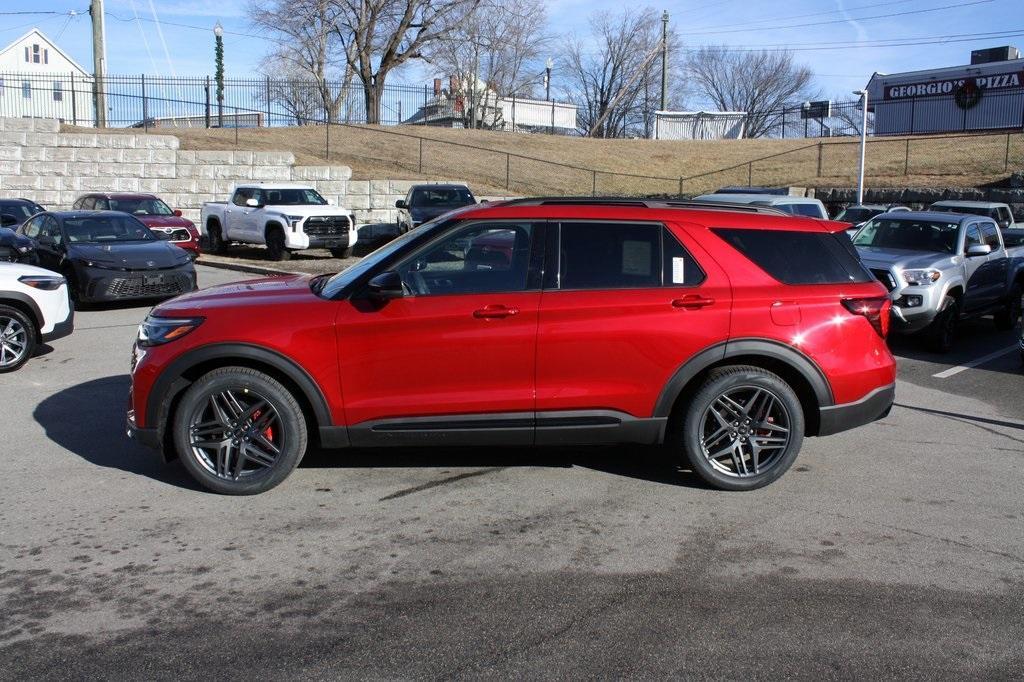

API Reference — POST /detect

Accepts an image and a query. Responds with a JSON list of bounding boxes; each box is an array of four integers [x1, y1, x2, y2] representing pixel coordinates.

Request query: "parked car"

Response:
[[0, 261, 73, 372], [0, 228, 38, 264], [928, 200, 1017, 230], [694, 193, 829, 219], [19, 211, 197, 304], [395, 184, 476, 233], [0, 198, 45, 228], [73, 193, 201, 260], [127, 198, 896, 495], [834, 204, 910, 225], [854, 211, 1024, 352], [201, 184, 357, 261], [714, 186, 788, 196]]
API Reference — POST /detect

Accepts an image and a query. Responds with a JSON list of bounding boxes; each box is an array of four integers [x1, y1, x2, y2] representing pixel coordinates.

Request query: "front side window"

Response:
[[965, 224, 982, 249], [980, 222, 1000, 249], [40, 217, 63, 246], [22, 215, 45, 239], [231, 189, 253, 207], [396, 222, 534, 296]]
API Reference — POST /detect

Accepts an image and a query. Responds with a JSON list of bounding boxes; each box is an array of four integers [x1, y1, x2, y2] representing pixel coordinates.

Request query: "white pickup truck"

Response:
[[200, 184, 357, 261]]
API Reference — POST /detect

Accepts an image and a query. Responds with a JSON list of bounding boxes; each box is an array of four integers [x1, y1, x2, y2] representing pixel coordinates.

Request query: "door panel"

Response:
[[536, 221, 731, 419], [335, 221, 543, 431]]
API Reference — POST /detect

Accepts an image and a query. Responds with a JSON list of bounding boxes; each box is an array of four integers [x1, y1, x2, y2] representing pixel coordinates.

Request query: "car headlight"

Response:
[[902, 269, 941, 286], [85, 260, 119, 269], [137, 316, 204, 347], [18, 274, 64, 290], [286, 215, 304, 229]]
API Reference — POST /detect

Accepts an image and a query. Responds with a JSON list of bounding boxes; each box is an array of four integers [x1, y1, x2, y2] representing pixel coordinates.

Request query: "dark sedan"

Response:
[[19, 211, 197, 303], [0, 227, 38, 264], [395, 184, 476, 233]]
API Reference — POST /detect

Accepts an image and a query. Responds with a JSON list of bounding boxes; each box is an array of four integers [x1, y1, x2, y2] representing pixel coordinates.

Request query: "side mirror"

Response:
[[395, 199, 407, 209], [966, 244, 992, 257], [366, 271, 404, 300], [173, 209, 183, 217], [245, 197, 261, 208]]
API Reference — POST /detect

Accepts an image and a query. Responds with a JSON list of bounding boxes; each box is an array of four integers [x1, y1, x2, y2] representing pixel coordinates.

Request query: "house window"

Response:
[[53, 81, 63, 102], [43, 49, 49, 65], [22, 81, 31, 99], [31, 44, 41, 64]]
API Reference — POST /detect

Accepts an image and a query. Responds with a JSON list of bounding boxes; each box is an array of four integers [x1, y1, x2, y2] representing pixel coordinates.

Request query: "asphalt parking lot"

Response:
[[2, 264, 1023, 679]]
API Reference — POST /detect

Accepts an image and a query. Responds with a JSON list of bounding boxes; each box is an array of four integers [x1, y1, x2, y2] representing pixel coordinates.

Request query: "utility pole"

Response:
[[89, 0, 107, 127], [853, 89, 869, 205], [660, 10, 669, 111], [545, 58, 553, 102]]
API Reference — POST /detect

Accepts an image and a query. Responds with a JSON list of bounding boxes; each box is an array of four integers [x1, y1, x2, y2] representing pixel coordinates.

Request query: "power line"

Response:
[[700, 28, 1024, 51], [686, 0, 918, 33]]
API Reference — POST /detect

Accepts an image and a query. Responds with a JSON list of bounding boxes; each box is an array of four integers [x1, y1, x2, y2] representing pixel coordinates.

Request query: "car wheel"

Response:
[[673, 365, 804, 491], [266, 229, 290, 261], [329, 247, 352, 259], [925, 295, 959, 353], [207, 224, 227, 255], [173, 367, 308, 495], [0, 304, 36, 373], [993, 284, 1022, 331]]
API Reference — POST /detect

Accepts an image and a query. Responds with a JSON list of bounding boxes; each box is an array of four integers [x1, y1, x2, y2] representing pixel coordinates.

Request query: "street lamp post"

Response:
[[214, 22, 225, 128], [545, 58, 553, 102], [853, 89, 869, 205]]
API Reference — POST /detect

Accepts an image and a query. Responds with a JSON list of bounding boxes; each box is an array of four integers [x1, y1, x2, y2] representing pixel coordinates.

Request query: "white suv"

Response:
[[0, 262, 74, 372]]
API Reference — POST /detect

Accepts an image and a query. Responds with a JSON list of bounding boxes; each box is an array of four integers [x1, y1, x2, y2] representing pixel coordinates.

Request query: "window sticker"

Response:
[[622, 240, 652, 276], [672, 257, 686, 284]]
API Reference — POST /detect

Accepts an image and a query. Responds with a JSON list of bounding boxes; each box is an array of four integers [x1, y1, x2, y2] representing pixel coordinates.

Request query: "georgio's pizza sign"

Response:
[[884, 72, 1023, 99]]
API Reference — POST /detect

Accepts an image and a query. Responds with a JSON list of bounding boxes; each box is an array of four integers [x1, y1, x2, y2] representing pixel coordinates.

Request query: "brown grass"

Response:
[[65, 123, 1023, 196]]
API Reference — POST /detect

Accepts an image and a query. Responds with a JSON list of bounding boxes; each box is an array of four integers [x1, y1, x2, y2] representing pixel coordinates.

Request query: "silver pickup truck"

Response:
[[853, 211, 1024, 352]]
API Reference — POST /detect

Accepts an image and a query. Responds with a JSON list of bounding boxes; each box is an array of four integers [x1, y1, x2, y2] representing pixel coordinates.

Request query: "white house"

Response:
[[0, 28, 94, 125], [651, 111, 747, 140]]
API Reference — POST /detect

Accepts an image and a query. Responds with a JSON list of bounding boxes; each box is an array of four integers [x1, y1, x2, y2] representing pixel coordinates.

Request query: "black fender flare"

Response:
[[0, 289, 43, 329], [652, 338, 834, 418], [145, 343, 334, 431]]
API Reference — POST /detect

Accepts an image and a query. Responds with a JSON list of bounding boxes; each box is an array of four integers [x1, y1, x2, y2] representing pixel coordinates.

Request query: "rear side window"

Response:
[[713, 228, 872, 285], [557, 222, 704, 290]]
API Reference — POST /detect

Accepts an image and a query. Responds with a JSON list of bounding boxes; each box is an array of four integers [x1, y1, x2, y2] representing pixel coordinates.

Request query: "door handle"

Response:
[[672, 294, 715, 310], [473, 305, 519, 319]]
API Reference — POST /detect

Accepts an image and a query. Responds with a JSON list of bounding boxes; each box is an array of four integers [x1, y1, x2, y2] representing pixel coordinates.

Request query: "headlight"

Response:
[[286, 215, 304, 229], [85, 260, 118, 269], [137, 316, 204, 347], [902, 269, 941, 286], [18, 274, 64, 290]]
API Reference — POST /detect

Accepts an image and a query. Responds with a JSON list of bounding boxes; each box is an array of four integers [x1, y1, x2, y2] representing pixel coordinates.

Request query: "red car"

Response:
[[72, 193, 200, 260], [127, 199, 896, 495]]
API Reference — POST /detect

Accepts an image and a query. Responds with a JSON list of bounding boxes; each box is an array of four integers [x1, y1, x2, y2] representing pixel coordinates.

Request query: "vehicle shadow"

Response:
[[36, 376, 707, 491], [33, 374, 201, 491], [886, 317, 1018, 363]]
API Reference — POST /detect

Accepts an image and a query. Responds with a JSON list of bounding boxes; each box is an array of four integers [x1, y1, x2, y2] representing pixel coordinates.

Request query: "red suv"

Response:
[[127, 199, 896, 494], [72, 193, 201, 260]]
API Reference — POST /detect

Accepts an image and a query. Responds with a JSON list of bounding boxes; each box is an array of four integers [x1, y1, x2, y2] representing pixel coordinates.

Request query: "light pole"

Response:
[[853, 89, 869, 205], [545, 58, 553, 101], [214, 22, 224, 128]]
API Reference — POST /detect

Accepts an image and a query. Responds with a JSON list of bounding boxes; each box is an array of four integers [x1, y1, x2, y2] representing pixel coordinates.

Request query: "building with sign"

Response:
[[865, 47, 1023, 135]]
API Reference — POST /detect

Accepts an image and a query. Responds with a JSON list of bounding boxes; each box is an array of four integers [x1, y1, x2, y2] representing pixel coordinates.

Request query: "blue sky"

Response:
[[2, 0, 1020, 100]]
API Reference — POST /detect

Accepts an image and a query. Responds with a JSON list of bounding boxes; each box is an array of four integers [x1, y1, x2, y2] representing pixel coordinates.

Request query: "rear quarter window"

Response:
[[712, 227, 873, 285]]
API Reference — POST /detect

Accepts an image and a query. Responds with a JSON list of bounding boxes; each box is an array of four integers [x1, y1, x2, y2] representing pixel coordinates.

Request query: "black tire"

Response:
[[329, 247, 352, 259], [0, 303, 36, 373], [994, 283, 1022, 331], [266, 227, 291, 261], [207, 223, 227, 255], [925, 295, 959, 353], [672, 365, 805, 491], [173, 367, 308, 495]]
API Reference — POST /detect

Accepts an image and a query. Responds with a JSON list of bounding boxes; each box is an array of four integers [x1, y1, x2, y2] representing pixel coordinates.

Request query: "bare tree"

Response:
[[250, 0, 354, 122], [329, 0, 480, 124], [257, 56, 328, 125], [562, 9, 680, 138], [686, 47, 817, 138]]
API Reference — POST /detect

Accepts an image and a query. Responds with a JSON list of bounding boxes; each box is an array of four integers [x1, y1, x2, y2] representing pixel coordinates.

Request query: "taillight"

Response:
[[842, 297, 891, 338]]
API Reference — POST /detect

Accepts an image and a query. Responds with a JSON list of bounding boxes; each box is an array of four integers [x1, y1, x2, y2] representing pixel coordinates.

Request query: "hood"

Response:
[[266, 205, 349, 218], [153, 274, 319, 315], [856, 246, 957, 270], [410, 205, 462, 223], [136, 215, 195, 230], [69, 240, 191, 269]]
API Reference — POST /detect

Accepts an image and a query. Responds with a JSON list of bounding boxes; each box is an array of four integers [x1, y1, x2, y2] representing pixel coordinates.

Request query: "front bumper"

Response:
[[817, 383, 895, 436], [867, 266, 945, 334], [78, 265, 197, 303], [126, 409, 162, 451], [41, 309, 74, 343]]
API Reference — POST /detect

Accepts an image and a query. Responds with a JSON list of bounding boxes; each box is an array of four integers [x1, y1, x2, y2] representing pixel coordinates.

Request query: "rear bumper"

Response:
[[817, 383, 895, 436]]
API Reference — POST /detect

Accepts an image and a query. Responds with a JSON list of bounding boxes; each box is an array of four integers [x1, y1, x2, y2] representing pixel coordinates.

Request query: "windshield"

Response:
[[107, 197, 173, 216], [0, 201, 43, 222], [263, 188, 327, 205], [853, 218, 959, 254], [411, 187, 474, 208], [836, 207, 881, 223], [64, 215, 155, 243], [789, 203, 825, 218], [930, 205, 997, 220]]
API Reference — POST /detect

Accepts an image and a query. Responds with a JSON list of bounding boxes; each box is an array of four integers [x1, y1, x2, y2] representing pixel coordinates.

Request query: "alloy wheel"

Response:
[[187, 388, 284, 480], [0, 315, 29, 369], [698, 386, 792, 478]]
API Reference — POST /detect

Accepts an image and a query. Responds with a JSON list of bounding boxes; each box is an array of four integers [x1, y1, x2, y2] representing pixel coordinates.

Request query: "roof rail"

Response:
[[496, 196, 790, 217]]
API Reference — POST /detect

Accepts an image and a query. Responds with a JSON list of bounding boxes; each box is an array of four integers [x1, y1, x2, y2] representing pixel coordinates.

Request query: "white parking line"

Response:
[[932, 346, 1019, 379]]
